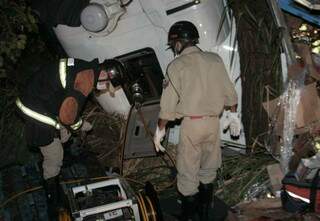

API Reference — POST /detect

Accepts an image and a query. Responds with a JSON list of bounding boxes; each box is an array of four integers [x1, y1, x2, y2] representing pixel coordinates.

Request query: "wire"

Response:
[[119, 104, 135, 175], [1, 111, 175, 219], [0, 186, 42, 209], [0, 174, 162, 221], [136, 193, 148, 221], [1, 106, 176, 213], [135, 107, 177, 191], [124, 177, 145, 186], [0, 174, 149, 210], [0, 176, 114, 209], [145, 195, 157, 221], [1, 127, 173, 211], [62, 176, 109, 184], [58, 210, 72, 221], [141, 193, 150, 221]]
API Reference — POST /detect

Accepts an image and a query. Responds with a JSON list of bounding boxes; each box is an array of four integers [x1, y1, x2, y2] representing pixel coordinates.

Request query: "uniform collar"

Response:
[[180, 46, 200, 55]]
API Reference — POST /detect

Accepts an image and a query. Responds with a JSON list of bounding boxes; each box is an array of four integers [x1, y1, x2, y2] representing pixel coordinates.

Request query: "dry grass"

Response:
[[83, 103, 275, 204]]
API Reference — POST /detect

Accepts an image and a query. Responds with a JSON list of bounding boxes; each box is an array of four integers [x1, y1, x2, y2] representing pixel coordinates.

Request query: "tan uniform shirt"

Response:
[[159, 46, 238, 120]]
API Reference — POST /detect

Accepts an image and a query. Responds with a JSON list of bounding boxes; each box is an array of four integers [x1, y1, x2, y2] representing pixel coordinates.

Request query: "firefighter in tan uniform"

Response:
[[153, 21, 241, 221]]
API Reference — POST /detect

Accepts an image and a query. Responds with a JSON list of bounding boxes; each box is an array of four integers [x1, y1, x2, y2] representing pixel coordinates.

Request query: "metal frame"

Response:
[[67, 177, 141, 221], [294, 0, 320, 10]]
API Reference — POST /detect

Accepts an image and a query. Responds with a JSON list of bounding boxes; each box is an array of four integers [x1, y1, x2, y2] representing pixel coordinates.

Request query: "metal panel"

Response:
[[123, 100, 165, 159], [294, 0, 320, 10], [278, 0, 320, 26]]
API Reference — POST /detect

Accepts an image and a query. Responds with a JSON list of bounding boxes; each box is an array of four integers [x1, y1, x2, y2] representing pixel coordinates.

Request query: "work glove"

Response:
[[81, 120, 93, 132], [80, 120, 93, 141], [222, 111, 241, 137], [60, 121, 92, 143], [60, 126, 72, 143], [153, 126, 166, 152]]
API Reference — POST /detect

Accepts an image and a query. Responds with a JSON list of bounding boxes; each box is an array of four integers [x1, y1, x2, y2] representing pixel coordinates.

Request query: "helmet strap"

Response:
[[174, 40, 194, 56]]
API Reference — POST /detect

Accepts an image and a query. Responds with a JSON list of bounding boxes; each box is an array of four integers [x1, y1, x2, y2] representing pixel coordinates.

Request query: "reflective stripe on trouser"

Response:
[[176, 116, 221, 196], [40, 138, 64, 180]]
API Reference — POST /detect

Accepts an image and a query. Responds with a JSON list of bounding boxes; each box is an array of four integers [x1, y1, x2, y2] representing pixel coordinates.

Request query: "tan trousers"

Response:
[[176, 116, 221, 196], [40, 138, 64, 180]]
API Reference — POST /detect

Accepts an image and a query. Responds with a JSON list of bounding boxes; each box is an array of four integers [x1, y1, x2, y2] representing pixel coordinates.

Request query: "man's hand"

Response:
[[60, 126, 71, 143], [153, 126, 166, 152], [223, 111, 241, 137]]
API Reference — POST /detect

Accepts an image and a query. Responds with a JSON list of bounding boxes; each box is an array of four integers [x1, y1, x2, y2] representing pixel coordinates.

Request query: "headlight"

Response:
[[80, 0, 125, 36], [80, 3, 109, 33]]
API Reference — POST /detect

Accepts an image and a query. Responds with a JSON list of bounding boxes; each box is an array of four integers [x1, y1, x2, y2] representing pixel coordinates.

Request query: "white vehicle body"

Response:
[[54, 0, 246, 147]]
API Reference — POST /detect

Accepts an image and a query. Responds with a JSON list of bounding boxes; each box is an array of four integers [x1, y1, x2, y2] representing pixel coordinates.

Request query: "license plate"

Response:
[[103, 209, 123, 220]]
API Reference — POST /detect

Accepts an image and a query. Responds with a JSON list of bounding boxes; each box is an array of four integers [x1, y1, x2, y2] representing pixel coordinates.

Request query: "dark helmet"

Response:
[[168, 21, 199, 45], [99, 59, 125, 87]]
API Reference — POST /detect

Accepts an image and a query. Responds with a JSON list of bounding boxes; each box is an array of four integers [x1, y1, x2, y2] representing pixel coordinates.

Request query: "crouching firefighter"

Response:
[[154, 21, 240, 221], [16, 58, 124, 219]]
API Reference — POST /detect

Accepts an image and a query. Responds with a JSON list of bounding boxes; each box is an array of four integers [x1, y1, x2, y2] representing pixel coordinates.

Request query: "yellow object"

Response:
[[299, 23, 308, 31], [314, 137, 320, 152], [59, 210, 72, 221], [313, 40, 320, 47], [312, 46, 320, 54], [136, 193, 148, 221], [145, 195, 157, 221]]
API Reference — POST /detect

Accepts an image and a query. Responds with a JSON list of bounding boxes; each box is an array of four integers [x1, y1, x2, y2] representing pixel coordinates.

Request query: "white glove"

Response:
[[81, 120, 93, 132], [60, 121, 92, 143], [223, 111, 241, 137], [153, 126, 166, 152], [60, 126, 71, 143]]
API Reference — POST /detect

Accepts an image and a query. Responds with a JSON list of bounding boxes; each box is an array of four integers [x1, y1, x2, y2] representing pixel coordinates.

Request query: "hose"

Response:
[[1, 105, 174, 220], [0, 175, 144, 209], [145, 195, 157, 221], [0, 186, 42, 209], [137, 192, 149, 221], [0, 175, 162, 221], [136, 192, 159, 221], [137, 108, 177, 191], [120, 104, 177, 174], [58, 210, 72, 221]]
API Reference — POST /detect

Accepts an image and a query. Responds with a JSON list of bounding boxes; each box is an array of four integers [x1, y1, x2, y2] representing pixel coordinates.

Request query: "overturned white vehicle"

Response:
[[33, 0, 246, 156]]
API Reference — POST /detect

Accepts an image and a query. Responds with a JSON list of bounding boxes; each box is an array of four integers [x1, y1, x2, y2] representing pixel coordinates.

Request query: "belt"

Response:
[[187, 115, 215, 120]]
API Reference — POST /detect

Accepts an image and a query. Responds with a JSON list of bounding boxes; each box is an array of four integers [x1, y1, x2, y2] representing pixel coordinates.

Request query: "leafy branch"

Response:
[[0, 0, 38, 76]]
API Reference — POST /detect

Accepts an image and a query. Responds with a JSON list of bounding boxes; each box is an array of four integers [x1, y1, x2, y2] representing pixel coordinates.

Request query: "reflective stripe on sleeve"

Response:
[[16, 98, 61, 130], [70, 119, 83, 130], [59, 58, 67, 89]]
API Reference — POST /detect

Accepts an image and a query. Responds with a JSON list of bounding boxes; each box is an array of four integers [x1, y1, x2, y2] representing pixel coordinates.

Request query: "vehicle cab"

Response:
[[53, 0, 246, 148]]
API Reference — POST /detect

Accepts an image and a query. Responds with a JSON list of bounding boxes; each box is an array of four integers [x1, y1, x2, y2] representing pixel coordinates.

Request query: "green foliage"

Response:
[[0, 0, 53, 167], [0, 0, 38, 76]]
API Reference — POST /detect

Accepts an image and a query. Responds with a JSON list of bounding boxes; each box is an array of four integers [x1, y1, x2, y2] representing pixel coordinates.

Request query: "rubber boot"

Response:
[[180, 194, 200, 221], [198, 183, 213, 221], [43, 175, 62, 221]]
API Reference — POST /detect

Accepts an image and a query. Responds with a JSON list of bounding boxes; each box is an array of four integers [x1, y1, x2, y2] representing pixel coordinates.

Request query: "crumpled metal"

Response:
[[280, 68, 306, 173]]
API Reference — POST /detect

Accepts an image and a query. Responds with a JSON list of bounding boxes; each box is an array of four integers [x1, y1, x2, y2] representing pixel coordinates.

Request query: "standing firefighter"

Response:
[[154, 21, 241, 221], [16, 58, 114, 219]]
